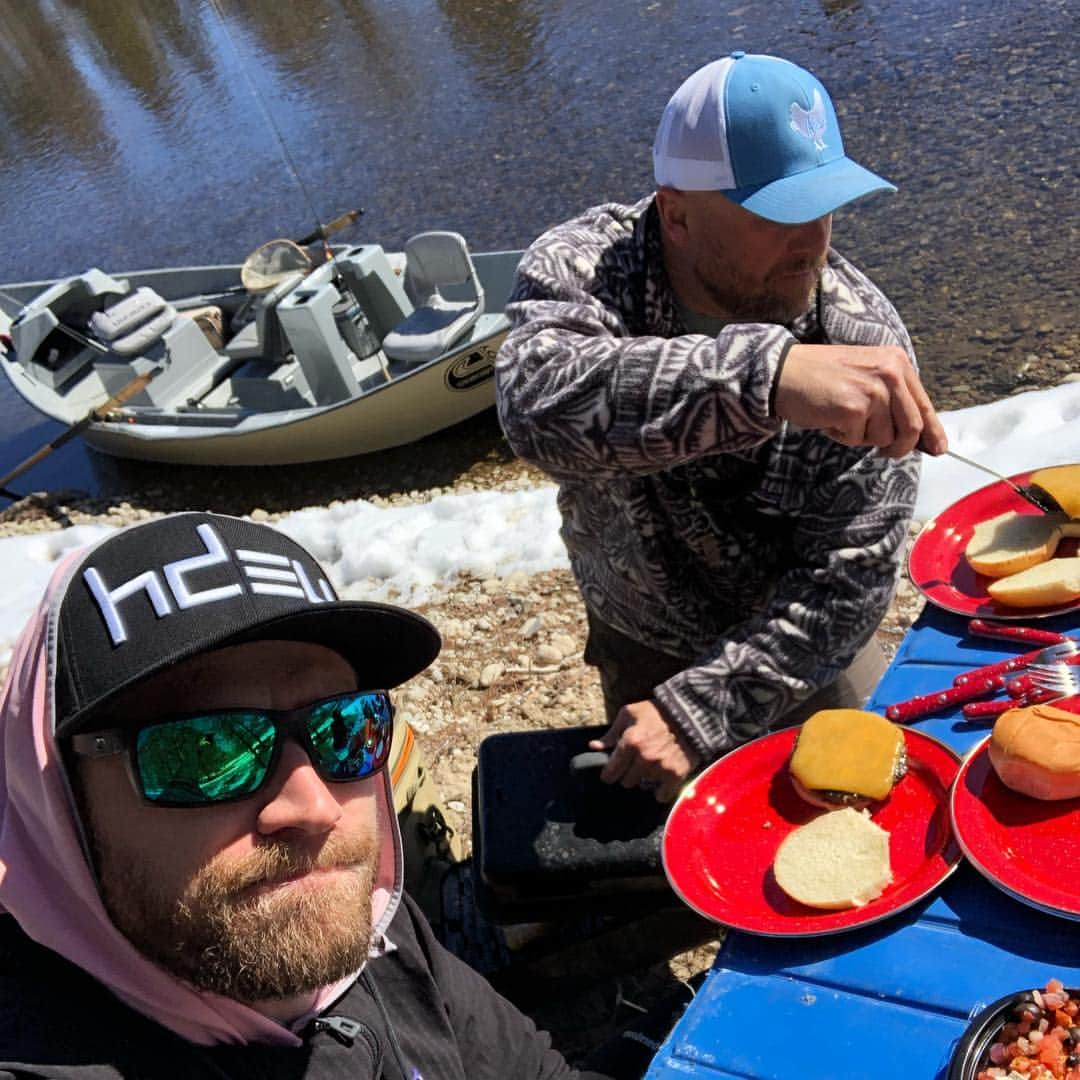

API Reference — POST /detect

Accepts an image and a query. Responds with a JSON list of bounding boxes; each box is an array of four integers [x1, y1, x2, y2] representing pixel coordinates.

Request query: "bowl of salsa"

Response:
[[949, 979, 1080, 1080]]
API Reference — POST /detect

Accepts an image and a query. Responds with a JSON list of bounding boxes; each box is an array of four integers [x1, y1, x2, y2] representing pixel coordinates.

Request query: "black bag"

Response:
[[471, 725, 680, 924]]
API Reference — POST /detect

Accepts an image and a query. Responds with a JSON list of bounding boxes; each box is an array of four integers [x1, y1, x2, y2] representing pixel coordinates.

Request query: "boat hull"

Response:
[[79, 332, 505, 465]]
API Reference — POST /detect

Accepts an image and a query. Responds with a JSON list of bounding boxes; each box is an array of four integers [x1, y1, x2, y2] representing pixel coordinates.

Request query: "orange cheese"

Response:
[[1029, 464, 1080, 520], [789, 709, 904, 801]]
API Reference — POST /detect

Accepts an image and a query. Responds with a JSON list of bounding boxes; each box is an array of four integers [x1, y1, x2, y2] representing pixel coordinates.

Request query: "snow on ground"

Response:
[[2, 381, 1079, 669]]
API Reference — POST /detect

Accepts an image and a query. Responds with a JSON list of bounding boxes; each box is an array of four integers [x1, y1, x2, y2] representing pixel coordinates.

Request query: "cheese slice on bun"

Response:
[[789, 709, 907, 810], [1029, 464, 1080, 520], [988, 702, 1080, 801]]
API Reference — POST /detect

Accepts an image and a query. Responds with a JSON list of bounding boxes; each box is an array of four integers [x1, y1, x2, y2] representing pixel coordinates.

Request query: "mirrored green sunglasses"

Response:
[[70, 690, 394, 807]]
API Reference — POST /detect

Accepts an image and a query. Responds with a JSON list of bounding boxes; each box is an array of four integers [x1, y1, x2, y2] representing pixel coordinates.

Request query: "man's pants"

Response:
[[584, 609, 888, 732]]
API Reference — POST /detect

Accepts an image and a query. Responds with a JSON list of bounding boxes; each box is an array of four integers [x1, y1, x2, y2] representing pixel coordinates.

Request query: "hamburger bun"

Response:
[[773, 807, 893, 909], [986, 557, 1080, 608], [988, 702, 1080, 801], [789, 709, 907, 810], [1028, 464, 1080, 520], [964, 511, 1066, 578]]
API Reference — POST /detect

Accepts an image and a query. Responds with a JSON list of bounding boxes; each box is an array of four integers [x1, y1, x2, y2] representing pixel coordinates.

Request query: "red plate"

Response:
[[662, 726, 961, 936], [951, 734, 1080, 920], [908, 470, 1080, 620]]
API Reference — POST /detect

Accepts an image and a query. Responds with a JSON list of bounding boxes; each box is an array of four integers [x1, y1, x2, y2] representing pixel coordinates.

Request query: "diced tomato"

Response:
[[1048, 979, 1065, 994], [1038, 1033, 1063, 1074], [1038, 1031, 1061, 1058]]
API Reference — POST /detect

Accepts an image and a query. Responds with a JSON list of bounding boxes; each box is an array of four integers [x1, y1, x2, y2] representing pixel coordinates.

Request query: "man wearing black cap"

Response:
[[0, 511, 609, 1077], [496, 53, 948, 802]]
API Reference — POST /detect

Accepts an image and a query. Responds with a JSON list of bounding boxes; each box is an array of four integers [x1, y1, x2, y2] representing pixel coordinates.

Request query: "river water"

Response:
[[0, 0, 1075, 498]]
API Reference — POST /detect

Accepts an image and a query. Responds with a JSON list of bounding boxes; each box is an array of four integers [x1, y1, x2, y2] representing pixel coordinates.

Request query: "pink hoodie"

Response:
[[0, 543, 404, 1046]]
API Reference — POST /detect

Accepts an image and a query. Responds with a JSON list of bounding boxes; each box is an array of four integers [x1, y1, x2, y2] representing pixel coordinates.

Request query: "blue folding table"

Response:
[[646, 605, 1080, 1080]]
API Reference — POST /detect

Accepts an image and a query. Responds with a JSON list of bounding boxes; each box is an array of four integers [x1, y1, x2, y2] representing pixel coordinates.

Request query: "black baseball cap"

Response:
[[52, 512, 441, 739]]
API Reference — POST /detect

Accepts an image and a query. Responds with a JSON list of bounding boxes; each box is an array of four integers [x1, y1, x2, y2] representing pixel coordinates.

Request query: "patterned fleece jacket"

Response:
[[495, 195, 921, 761]]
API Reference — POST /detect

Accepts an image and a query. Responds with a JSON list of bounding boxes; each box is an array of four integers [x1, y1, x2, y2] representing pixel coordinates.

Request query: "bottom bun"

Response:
[[789, 774, 873, 811], [773, 807, 893, 910]]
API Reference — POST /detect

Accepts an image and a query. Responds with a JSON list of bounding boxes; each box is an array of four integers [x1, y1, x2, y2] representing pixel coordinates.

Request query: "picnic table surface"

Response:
[[646, 605, 1080, 1080]]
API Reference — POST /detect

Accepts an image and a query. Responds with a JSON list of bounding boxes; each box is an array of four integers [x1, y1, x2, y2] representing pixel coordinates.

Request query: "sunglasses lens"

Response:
[[308, 692, 393, 781], [136, 712, 274, 805]]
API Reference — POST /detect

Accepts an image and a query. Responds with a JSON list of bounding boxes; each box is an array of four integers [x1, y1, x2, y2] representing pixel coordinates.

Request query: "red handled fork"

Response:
[[1025, 662, 1080, 699], [961, 657, 1080, 719], [886, 640, 1080, 723]]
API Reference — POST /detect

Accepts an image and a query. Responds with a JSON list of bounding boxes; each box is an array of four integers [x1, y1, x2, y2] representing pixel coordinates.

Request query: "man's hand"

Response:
[[774, 344, 948, 459], [588, 700, 701, 803]]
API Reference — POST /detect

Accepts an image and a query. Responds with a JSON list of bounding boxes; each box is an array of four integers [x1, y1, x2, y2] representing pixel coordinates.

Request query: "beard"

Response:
[[695, 255, 824, 325], [92, 828, 378, 1002]]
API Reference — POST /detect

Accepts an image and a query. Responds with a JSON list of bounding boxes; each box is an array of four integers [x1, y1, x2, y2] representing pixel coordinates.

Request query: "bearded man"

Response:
[[0, 512, 609, 1078], [496, 52, 948, 803]]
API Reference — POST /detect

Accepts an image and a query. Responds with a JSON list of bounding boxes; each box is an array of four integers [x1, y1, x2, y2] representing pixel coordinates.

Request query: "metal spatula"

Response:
[[939, 450, 1067, 515]]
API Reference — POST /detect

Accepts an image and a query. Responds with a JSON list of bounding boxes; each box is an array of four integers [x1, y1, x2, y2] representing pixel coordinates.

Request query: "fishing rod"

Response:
[[0, 364, 163, 503], [206, 0, 356, 265], [0, 287, 154, 503]]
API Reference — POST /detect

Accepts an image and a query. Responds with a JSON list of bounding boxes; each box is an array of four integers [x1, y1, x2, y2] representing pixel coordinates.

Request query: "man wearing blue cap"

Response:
[[496, 53, 947, 802]]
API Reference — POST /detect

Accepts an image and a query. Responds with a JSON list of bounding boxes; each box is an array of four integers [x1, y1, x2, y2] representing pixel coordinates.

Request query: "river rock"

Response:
[[479, 662, 504, 688]]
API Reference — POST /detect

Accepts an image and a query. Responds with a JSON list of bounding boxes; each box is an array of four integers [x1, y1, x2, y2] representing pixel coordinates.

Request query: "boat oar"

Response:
[[0, 365, 162, 501]]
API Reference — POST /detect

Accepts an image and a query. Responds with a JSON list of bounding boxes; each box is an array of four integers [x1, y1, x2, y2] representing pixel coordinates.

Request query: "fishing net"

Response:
[[240, 239, 312, 292]]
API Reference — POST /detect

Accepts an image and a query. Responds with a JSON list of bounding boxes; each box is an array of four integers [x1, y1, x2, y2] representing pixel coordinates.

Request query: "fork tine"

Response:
[[1038, 641, 1080, 661], [1028, 661, 1080, 676], [1028, 663, 1080, 679], [1027, 674, 1080, 693]]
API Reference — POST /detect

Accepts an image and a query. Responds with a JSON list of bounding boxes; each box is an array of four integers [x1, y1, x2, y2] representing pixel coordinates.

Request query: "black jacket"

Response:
[[0, 899, 609, 1080]]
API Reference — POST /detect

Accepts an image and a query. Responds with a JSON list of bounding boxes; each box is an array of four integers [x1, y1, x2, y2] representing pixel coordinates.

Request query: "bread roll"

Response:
[[1029, 464, 1080, 520], [988, 703, 1080, 800], [965, 511, 1066, 578], [789, 709, 906, 809], [986, 557, 1080, 608], [773, 807, 893, 909]]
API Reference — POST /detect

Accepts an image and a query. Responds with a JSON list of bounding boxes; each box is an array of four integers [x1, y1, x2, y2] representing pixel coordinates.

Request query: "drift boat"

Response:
[[0, 232, 521, 466]]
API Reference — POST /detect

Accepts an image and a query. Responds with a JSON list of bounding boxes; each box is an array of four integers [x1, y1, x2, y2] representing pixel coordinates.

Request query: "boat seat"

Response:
[[89, 287, 178, 357], [90, 287, 232, 410], [224, 272, 305, 363], [382, 232, 484, 366]]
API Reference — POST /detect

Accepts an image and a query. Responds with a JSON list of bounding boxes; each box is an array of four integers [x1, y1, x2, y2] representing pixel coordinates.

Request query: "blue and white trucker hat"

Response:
[[653, 52, 896, 224]]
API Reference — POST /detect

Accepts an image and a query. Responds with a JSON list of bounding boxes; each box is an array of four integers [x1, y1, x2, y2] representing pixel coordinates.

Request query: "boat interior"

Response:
[[4, 233, 515, 426]]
